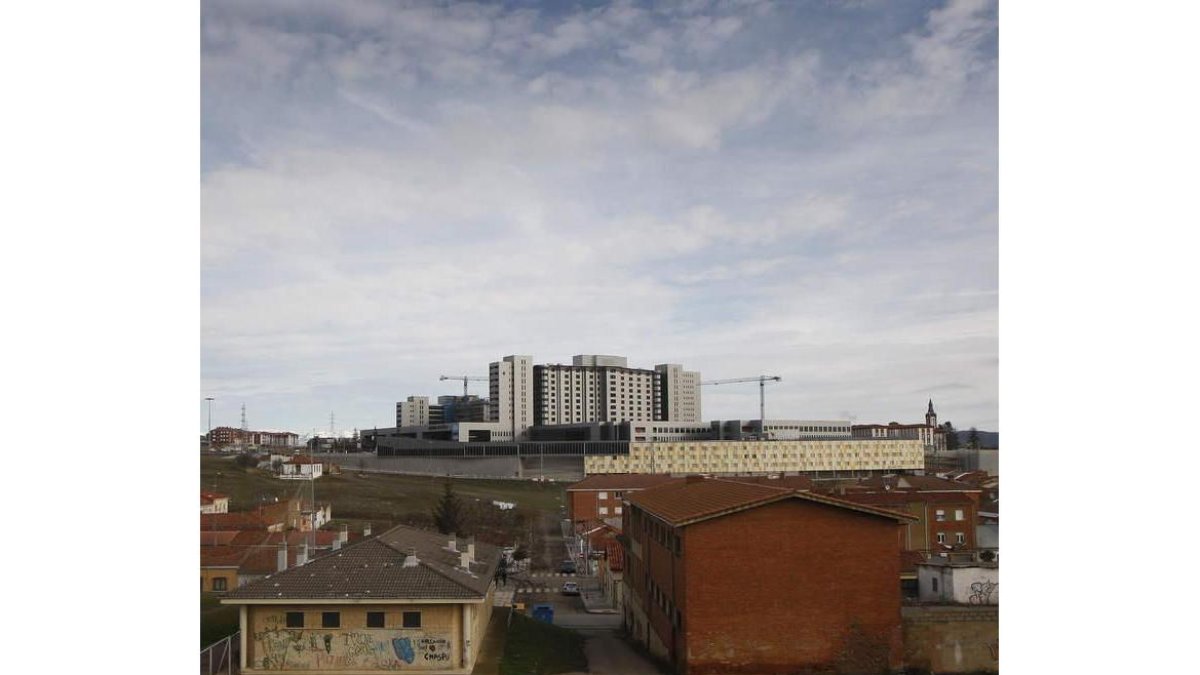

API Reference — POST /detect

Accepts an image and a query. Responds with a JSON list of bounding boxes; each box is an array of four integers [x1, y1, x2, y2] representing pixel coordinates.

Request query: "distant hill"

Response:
[[954, 430, 999, 449]]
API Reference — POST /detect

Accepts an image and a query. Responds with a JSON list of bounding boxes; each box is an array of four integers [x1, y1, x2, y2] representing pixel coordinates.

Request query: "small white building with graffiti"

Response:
[[222, 525, 498, 673], [917, 560, 998, 605]]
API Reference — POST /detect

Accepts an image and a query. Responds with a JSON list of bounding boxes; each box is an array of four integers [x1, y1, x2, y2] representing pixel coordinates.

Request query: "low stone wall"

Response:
[[902, 605, 998, 673]]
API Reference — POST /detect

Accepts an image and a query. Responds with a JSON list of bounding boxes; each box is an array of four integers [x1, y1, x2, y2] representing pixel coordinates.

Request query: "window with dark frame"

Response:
[[402, 611, 421, 629], [286, 612, 304, 628], [322, 612, 340, 628], [212, 577, 227, 591], [367, 612, 385, 628]]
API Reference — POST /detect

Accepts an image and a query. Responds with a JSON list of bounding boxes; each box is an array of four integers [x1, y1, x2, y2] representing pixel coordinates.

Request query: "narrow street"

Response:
[[504, 513, 662, 675]]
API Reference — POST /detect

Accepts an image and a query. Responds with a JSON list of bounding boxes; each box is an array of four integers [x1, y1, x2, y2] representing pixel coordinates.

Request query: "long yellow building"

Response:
[[583, 438, 925, 475]]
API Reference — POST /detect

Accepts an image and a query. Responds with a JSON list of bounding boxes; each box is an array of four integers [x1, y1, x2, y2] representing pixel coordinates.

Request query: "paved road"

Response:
[[574, 632, 664, 675]]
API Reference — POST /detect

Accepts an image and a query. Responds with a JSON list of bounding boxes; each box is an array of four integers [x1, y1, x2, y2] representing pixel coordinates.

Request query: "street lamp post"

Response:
[[205, 397, 214, 450]]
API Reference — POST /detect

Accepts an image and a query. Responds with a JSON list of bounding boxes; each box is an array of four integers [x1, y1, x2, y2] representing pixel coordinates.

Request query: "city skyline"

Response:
[[202, 0, 999, 436]]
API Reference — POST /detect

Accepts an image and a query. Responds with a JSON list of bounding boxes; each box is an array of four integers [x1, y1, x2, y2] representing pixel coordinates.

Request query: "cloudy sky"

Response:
[[201, 0, 997, 437]]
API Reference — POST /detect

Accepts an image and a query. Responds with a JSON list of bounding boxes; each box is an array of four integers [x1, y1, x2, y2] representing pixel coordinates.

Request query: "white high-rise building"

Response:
[[536, 357, 660, 425], [655, 363, 702, 422], [489, 355, 534, 441], [396, 396, 431, 428]]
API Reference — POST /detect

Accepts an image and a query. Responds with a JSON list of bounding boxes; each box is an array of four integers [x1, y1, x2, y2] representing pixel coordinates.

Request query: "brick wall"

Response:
[[902, 605, 998, 673], [627, 498, 904, 674]]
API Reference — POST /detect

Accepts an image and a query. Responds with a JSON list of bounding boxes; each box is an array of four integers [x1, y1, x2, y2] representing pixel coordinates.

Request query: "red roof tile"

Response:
[[567, 473, 678, 491], [605, 540, 624, 572], [626, 476, 915, 526], [201, 491, 228, 505]]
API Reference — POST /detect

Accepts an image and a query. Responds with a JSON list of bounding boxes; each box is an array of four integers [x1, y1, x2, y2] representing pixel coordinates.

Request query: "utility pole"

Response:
[[205, 397, 214, 449]]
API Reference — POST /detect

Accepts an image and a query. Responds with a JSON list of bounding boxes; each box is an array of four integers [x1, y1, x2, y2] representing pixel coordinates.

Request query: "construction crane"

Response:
[[700, 376, 782, 424], [439, 375, 488, 397]]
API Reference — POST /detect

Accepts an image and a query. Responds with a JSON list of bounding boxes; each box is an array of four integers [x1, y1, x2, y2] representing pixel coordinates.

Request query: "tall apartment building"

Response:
[[395, 396, 432, 428], [655, 363, 702, 422], [489, 355, 534, 441], [535, 355, 662, 426]]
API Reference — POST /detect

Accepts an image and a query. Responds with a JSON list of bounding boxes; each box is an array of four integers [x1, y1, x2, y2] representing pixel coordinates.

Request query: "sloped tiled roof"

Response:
[[605, 540, 624, 572], [724, 475, 814, 491], [567, 473, 678, 491], [836, 491, 977, 507], [201, 512, 279, 531], [223, 524, 498, 602], [851, 475, 980, 492], [201, 491, 228, 505], [626, 476, 914, 526]]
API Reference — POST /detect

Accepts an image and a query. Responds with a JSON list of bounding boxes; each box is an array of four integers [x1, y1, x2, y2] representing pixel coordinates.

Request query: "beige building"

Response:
[[396, 396, 432, 428], [535, 355, 660, 426], [584, 438, 925, 475], [654, 363, 702, 422], [489, 355, 533, 441], [223, 526, 497, 674]]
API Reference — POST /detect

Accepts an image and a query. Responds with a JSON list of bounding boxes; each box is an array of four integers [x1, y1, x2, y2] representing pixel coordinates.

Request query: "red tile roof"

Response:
[[567, 473, 678, 491], [725, 475, 814, 491], [201, 491, 228, 505], [200, 512, 279, 531], [626, 476, 915, 526], [605, 540, 624, 572]]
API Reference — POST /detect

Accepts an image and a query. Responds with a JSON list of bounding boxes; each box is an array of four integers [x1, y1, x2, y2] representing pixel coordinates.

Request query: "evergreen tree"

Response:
[[432, 480, 467, 535], [942, 422, 960, 451]]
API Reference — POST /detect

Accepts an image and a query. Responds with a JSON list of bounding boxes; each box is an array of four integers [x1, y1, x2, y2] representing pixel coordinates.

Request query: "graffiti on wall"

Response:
[[968, 580, 998, 605], [252, 616, 453, 670]]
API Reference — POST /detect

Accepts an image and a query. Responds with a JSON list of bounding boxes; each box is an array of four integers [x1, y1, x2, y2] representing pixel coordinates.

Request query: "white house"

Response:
[[917, 560, 998, 605], [277, 455, 324, 480]]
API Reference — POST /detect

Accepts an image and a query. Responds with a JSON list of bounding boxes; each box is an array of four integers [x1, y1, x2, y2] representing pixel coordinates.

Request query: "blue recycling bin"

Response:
[[531, 604, 554, 624]]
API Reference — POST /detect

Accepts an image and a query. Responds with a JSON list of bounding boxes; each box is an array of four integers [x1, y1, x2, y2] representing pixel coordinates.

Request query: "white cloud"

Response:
[[201, 0, 999, 433]]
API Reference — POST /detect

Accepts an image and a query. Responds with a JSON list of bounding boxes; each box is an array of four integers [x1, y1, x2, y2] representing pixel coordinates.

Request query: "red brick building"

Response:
[[566, 473, 675, 523], [830, 475, 983, 570], [622, 476, 914, 674]]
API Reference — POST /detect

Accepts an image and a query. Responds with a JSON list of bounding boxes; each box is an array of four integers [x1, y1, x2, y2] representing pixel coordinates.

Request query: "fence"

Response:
[[200, 632, 239, 675]]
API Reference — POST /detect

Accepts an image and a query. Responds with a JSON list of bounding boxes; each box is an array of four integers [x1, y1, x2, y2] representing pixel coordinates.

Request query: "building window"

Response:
[[936, 532, 946, 544], [403, 611, 421, 629], [931, 577, 939, 593], [599, 507, 608, 515], [935, 510, 946, 522], [955, 509, 965, 521], [212, 577, 227, 592], [615, 507, 622, 515], [367, 612, 385, 628], [322, 612, 340, 628], [598, 492, 608, 500], [286, 612, 304, 628], [956, 532, 966, 545]]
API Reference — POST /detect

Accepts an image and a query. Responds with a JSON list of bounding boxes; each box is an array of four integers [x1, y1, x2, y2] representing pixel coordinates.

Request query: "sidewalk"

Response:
[[580, 587, 618, 614]]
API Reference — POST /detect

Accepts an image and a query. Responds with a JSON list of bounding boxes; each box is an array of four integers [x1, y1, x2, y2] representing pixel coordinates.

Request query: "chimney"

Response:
[[332, 537, 342, 551], [460, 550, 471, 569], [467, 536, 476, 563], [403, 547, 419, 568], [339, 524, 349, 545], [448, 532, 458, 552], [297, 542, 308, 567], [277, 541, 288, 573], [364, 524, 372, 537]]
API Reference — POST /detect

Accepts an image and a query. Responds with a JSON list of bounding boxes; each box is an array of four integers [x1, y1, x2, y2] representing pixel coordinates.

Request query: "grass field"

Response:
[[499, 612, 588, 675], [200, 454, 567, 537]]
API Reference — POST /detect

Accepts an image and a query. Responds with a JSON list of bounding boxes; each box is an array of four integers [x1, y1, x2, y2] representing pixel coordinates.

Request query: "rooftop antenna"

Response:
[[330, 412, 335, 438], [241, 403, 247, 432]]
